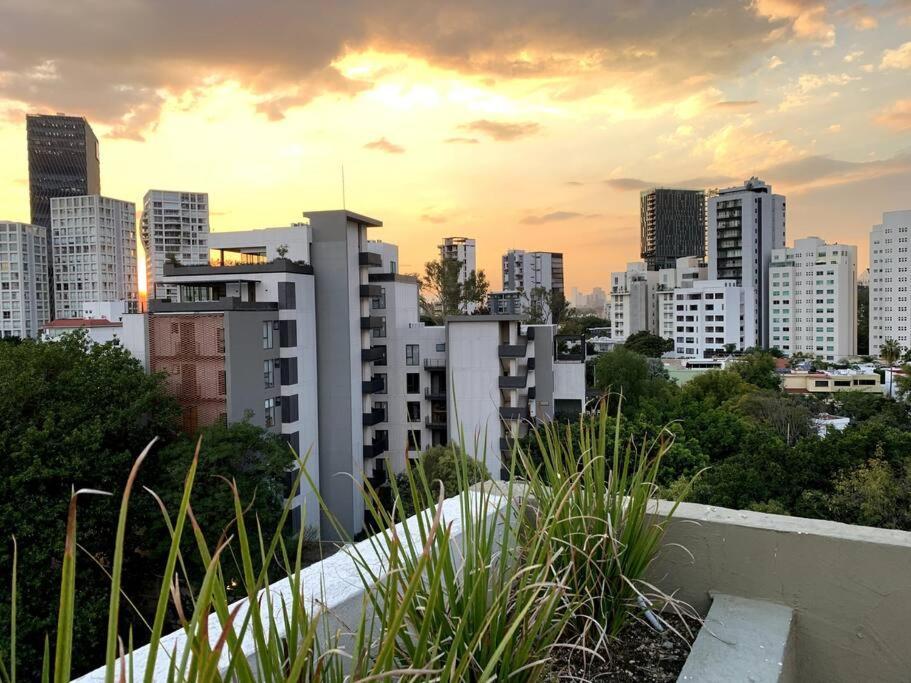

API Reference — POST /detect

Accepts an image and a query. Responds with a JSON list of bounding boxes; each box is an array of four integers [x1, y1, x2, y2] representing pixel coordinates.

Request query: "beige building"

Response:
[[782, 371, 880, 394]]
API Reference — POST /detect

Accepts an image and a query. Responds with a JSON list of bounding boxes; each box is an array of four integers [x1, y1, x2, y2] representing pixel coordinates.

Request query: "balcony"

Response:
[[424, 358, 446, 371], [361, 316, 383, 330], [527, 357, 535, 371], [362, 408, 385, 426], [424, 387, 446, 400], [362, 377, 384, 394], [498, 374, 528, 389], [360, 283, 382, 298], [498, 344, 527, 358], [362, 346, 386, 362], [425, 414, 448, 429], [499, 406, 528, 420], [359, 251, 382, 268]]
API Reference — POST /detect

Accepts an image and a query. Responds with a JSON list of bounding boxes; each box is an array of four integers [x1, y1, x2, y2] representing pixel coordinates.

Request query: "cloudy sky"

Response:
[[0, 0, 909, 291]]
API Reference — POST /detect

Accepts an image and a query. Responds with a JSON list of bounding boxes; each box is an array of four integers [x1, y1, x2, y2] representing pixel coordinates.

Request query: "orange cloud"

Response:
[[364, 137, 405, 153], [875, 99, 911, 131]]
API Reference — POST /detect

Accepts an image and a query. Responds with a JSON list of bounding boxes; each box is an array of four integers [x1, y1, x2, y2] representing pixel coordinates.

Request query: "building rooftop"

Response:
[[303, 209, 383, 228], [42, 318, 121, 329]]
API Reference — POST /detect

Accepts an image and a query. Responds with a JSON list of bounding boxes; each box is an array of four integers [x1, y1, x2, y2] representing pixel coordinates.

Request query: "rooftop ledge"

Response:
[[76, 496, 911, 682]]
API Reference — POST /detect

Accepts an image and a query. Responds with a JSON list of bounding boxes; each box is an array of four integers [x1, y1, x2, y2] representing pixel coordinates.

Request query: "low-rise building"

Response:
[[781, 370, 881, 394]]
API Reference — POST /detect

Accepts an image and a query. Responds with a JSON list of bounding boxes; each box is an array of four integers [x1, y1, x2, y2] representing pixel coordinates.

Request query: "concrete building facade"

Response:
[[769, 237, 857, 361], [657, 256, 707, 340], [673, 279, 744, 357], [141, 190, 210, 300], [708, 178, 786, 349], [0, 221, 49, 338], [610, 262, 657, 341], [439, 237, 476, 285], [869, 210, 911, 354], [50, 195, 138, 318]]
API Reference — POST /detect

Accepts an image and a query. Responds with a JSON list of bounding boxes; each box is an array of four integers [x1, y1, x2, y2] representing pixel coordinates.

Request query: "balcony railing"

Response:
[[360, 283, 382, 298], [362, 377, 384, 394], [361, 316, 383, 330], [425, 414, 448, 429], [362, 408, 385, 426], [359, 252, 382, 267], [362, 346, 386, 362], [498, 344, 527, 358], [424, 387, 446, 400], [499, 406, 528, 420], [498, 374, 527, 389], [424, 358, 446, 370]]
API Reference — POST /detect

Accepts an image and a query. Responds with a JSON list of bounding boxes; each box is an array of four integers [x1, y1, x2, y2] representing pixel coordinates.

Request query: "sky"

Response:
[[0, 1, 909, 292]]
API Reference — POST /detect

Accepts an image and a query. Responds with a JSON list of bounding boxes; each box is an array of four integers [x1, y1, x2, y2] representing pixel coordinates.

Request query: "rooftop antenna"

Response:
[[341, 163, 347, 210]]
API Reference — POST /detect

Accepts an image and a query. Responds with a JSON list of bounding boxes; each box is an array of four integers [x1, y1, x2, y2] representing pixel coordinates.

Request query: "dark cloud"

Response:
[[444, 137, 480, 144], [459, 119, 540, 141], [364, 137, 405, 154], [757, 151, 911, 187], [521, 210, 600, 224], [605, 175, 737, 191], [0, 1, 802, 136]]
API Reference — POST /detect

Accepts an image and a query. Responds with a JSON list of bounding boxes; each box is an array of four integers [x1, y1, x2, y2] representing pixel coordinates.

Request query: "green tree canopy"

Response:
[[730, 351, 781, 390], [394, 444, 489, 516], [623, 330, 673, 358]]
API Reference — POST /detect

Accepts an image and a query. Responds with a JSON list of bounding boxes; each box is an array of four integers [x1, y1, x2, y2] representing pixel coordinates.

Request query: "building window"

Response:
[[405, 344, 420, 366], [408, 430, 422, 451], [278, 282, 296, 310], [281, 394, 299, 423], [264, 359, 275, 388], [263, 321, 274, 349], [374, 401, 387, 422], [376, 373, 387, 394], [406, 372, 420, 394], [372, 316, 386, 338], [374, 344, 387, 366], [279, 320, 297, 348], [217, 370, 226, 395], [264, 398, 276, 427], [280, 357, 298, 385], [407, 401, 421, 422], [371, 287, 386, 310]]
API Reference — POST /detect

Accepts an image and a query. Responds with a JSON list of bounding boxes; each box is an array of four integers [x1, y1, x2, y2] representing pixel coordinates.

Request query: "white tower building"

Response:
[[50, 195, 137, 318], [869, 210, 911, 355], [0, 221, 49, 338], [141, 190, 210, 300]]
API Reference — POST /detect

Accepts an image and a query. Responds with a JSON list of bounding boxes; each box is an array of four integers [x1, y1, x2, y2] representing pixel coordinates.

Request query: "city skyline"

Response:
[[1, 2, 910, 290]]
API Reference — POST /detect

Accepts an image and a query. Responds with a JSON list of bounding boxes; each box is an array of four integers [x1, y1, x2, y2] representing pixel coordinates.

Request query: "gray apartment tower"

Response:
[[640, 188, 706, 271], [27, 114, 101, 316]]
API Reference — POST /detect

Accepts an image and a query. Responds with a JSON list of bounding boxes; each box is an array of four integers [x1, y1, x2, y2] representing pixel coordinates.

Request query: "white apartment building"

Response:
[[869, 210, 911, 354], [708, 177, 786, 349], [656, 256, 706, 340], [439, 236, 476, 284], [673, 279, 744, 357], [0, 221, 49, 338], [141, 190, 210, 300], [502, 249, 564, 294], [50, 195, 137, 318], [610, 262, 656, 341], [769, 237, 857, 361]]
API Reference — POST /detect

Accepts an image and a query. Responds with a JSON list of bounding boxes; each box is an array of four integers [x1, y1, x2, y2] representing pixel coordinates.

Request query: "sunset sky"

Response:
[[0, 1, 909, 291]]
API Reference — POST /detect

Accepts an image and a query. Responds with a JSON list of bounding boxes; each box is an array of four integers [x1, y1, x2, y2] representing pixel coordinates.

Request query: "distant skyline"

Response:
[[1, 1, 909, 290]]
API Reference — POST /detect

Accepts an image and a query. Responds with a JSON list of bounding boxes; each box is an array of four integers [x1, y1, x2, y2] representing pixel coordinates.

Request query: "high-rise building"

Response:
[[140, 190, 210, 300], [769, 237, 857, 362], [50, 195, 138, 318], [640, 188, 706, 271], [26, 115, 101, 229], [27, 114, 101, 317], [869, 210, 911, 354], [673, 279, 745, 357], [0, 222, 49, 338], [609, 262, 656, 341], [502, 249, 564, 294], [656, 256, 707, 340], [439, 237, 476, 284], [707, 177, 786, 349]]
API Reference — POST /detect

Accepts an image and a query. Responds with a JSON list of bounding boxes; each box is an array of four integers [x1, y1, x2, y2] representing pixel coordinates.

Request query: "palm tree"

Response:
[[880, 338, 903, 397]]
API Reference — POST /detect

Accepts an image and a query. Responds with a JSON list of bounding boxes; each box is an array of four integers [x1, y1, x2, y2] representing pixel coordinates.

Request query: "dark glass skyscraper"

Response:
[[27, 114, 100, 318], [27, 114, 100, 228], [640, 188, 705, 271]]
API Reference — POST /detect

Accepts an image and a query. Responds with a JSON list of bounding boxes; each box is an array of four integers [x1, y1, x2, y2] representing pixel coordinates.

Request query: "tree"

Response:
[[735, 391, 814, 447], [592, 346, 673, 414], [730, 351, 781, 390], [825, 456, 911, 530], [276, 243, 289, 259], [420, 258, 463, 321], [462, 269, 490, 312], [0, 333, 295, 677], [548, 289, 572, 324], [880, 338, 904, 396], [896, 364, 911, 403], [623, 330, 673, 358], [559, 315, 609, 337]]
